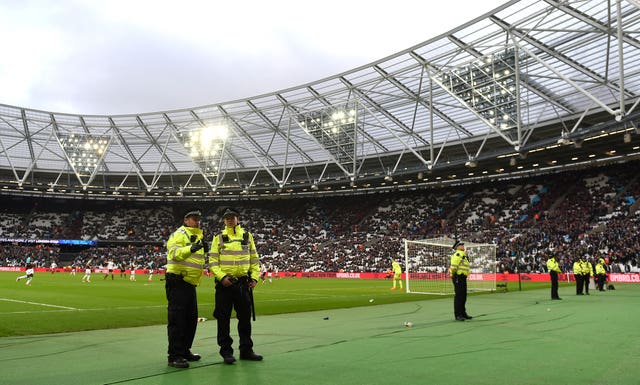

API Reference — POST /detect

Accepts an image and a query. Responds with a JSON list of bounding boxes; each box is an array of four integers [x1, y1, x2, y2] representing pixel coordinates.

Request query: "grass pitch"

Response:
[[1, 271, 637, 385], [1, 271, 552, 337]]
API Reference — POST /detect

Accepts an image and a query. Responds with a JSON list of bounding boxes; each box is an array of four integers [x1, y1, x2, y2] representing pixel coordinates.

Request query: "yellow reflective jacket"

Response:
[[209, 224, 260, 282], [581, 261, 593, 276], [596, 262, 606, 275], [450, 250, 469, 277], [573, 261, 582, 275], [166, 225, 205, 286], [546, 257, 561, 273]]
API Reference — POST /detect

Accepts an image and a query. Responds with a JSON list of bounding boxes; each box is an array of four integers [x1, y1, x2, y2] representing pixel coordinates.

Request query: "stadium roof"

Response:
[[1, 0, 639, 200]]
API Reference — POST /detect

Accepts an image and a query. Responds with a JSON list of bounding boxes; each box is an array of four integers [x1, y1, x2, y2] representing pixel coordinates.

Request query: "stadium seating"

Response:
[[1, 161, 638, 274]]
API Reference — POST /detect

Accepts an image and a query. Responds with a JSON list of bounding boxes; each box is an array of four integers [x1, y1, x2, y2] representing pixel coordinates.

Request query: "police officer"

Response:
[[209, 209, 263, 364], [165, 210, 207, 369], [581, 257, 593, 295], [450, 239, 471, 321], [573, 257, 584, 295], [595, 257, 607, 291], [546, 254, 562, 300]]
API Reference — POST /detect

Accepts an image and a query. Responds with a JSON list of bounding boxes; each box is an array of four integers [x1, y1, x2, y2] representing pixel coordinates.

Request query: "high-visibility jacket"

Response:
[[581, 260, 593, 276], [209, 224, 260, 282], [596, 262, 606, 275], [450, 250, 469, 277], [573, 261, 582, 275], [166, 225, 206, 286], [546, 257, 561, 273]]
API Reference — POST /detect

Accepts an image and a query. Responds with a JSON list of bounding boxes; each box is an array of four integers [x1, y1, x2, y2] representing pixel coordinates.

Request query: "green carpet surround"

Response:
[[1, 277, 635, 385]]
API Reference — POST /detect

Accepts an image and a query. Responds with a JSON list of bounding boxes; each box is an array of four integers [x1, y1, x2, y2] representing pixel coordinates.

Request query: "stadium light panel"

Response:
[[297, 103, 359, 166], [56, 133, 112, 188], [176, 123, 228, 177], [440, 48, 519, 138]]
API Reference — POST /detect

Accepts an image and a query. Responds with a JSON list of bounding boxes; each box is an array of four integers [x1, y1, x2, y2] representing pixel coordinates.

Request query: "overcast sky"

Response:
[[0, 0, 507, 116]]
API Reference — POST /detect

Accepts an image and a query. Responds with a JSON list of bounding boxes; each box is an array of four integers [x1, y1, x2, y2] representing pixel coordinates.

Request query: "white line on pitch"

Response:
[[0, 298, 78, 310], [1, 304, 170, 315]]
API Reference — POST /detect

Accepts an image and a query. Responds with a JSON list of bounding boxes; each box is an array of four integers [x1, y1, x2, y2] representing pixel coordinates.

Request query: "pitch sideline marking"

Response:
[[0, 304, 169, 315], [0, 297, 78, 310]]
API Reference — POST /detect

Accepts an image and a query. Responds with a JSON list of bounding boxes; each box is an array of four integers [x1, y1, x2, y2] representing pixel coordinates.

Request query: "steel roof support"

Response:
[[357, 98, 430, 166], [491, 15, 633, 100], [246, 100, 313, 163], [180, 111, 228, 190], [616, 0, 627, 116], [136, 116, 178, 172], [278, 96, 355, 181], [306, 85, 389, 153], [108, 118, 152, 191], [218, 106, 283, 188], [448, 34, 574, 114], [374, 63, 474, 138], [510, 36, 618, 116], [425, 65, 518, 147], [544, 0, 640, 50], [20, 110, 35, 166], [20, 130, 56, 186], [163, 112, 220, 190]]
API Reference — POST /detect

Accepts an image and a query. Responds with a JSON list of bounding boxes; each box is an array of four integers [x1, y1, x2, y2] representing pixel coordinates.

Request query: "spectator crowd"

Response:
[[1, 161, 639, 275]]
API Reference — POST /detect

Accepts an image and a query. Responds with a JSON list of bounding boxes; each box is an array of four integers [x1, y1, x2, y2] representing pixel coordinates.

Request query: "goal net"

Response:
[[404, 237, 497, 295]]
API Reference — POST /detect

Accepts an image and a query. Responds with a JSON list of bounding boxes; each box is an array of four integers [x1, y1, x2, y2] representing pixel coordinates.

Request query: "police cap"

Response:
[[184, 210, 202, 219], [452, 240, 465, 250], [222, 209, 239, 219]]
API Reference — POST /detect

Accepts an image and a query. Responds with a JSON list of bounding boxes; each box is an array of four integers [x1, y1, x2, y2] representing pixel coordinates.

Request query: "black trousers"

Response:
[[166, 276, 198, 360], [452, 275, 468, 318], [597, 274, 606, 291], [213, 281, 254, 357], [583, 274, 591, 294], [575, 274, 583, 294], [550, 271, 559, 299]]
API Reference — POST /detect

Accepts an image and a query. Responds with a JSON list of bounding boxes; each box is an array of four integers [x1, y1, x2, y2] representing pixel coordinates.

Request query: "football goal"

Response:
[[404, 237, 497, 295]]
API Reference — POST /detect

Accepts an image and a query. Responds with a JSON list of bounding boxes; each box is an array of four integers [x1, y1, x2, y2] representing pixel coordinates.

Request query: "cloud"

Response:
[[0, 0, 507, 115]]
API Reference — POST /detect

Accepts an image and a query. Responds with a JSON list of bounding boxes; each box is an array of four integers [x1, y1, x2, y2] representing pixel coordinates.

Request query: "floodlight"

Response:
[[56, 133, 112, 187], [440, 48, 519, 134], [297, 103, 358, 165], [176, 123, 229, 177]]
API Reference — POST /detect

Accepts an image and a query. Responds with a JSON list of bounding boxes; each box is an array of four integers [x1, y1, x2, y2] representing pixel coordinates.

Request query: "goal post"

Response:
[[404, 237, 497, 295]]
